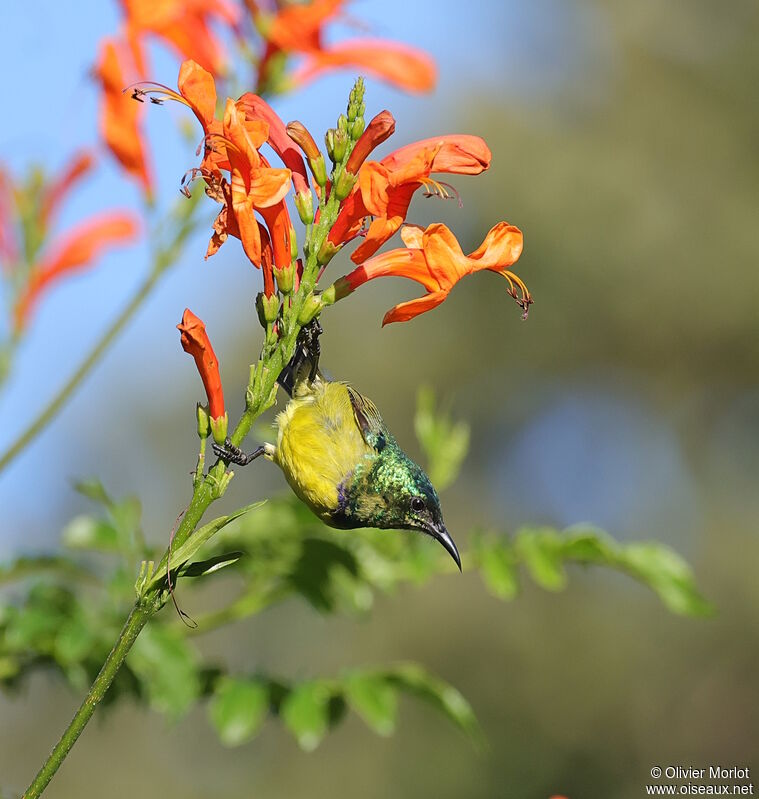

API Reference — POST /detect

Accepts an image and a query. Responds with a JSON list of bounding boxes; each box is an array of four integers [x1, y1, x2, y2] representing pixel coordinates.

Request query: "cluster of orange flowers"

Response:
[[146, 55, 529, 423], [95, 0, 437, 199]]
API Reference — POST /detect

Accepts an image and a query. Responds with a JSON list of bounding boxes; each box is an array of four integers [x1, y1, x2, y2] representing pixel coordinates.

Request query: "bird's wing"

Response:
[[347, 385, 388, 452]]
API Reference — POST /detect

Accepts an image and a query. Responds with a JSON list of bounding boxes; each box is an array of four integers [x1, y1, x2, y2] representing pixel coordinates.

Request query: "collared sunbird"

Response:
[[214, 322, 461, 570]]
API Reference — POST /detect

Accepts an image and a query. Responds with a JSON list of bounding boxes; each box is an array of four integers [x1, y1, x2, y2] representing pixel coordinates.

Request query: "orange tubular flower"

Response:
[[333, 222, 529, 325], [294, 40, 436, 94], [330, 134, 492, 263], [251, 0, 436, 94], [13, 214, 139, 332], [177, 309, 226, 438], [211, 99, 291, 265], [95, 40, 152, 197], [121, 0, 239, 76]]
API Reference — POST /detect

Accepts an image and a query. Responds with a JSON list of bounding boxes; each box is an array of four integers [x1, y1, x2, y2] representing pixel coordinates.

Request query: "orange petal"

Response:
[[469, 221, 524, 268], [268, 0, 342, 51], [95, 40, 152, 197], [178, 59, 217, 125], [14, 213, 138, 331], [239, 93, 310, 196], [248, 167, 292, 209], [293, 40, 437, 94], [423, 223, 479, 288], [259, 200, 292, 269], [358, 162, 391, 217], [350, 214, 404, 264], [346, 110, 396, 175], [344, 249, 439, 292], [382, 135, 491, 175], [382, 289, 449, 325]]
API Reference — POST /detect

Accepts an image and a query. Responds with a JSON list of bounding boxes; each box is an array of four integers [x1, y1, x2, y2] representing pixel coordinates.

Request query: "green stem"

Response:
[[21, 603, 153, 799]]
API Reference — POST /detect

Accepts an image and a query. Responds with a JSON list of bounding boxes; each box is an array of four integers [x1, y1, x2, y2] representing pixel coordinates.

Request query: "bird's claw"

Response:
[[212, 439, 264, 466]]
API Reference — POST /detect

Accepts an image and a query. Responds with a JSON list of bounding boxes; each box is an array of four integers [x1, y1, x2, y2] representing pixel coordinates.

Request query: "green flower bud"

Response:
[[209, 412, 229, 446], [325, 129, 336, 161], [350, 117, 365, 141], [294, 191, 314, 224], [297, 294, 324, 325], [317, 238, 340, 266], [337, 113, 349, 133], [275, 262, 294, 294], [256, 292, 280, 326], [333, 168, 357, 201], [196, 403, 211, 439], [311, 154, 328, 187]]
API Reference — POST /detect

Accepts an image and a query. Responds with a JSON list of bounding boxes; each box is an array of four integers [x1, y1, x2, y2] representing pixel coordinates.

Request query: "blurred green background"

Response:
[[1, 1, 758, 797]]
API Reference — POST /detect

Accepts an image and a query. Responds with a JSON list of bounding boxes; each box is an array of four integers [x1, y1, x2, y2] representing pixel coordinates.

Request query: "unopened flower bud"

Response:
[[325, 277, 355, 303], [345, 110, 396, 175], [196, 403, 211, 439], [337, 114, 349, 133], [294, 191, 314, 224], [209, 412, 229, 446], [297, 294, 324, 325], [317, 238, 340, 266], [333, 168, 357, 201], [350, 117, 365, 141], [256, 291, 280, 326], [311, 154, 327, 187], [275, 262, 294, 293]]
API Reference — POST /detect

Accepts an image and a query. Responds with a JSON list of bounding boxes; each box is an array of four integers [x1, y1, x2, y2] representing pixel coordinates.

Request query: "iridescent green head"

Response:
[[332, 445, 461, 571]]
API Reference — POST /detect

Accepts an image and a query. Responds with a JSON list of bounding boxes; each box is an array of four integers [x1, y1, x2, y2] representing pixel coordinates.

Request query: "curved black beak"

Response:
[[430, 522, 462, 572]]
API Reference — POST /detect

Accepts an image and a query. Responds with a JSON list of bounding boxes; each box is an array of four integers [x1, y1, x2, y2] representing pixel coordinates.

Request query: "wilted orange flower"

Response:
[[249, 0, 436, 93], [95, 39, 152, 197], [177, 309, 226, 424], [330, 134, 491, 262], [121, 0, 239, 77], [332, 221, 528, 325], [13, 214, 139, 332]]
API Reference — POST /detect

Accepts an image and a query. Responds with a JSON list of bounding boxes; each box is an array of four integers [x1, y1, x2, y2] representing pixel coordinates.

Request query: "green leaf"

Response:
[[382, 663, 482, 745], [343, 671, 398, 736], [128, 624, 200, 718], [414, 387, 470, 491], [281, 681, 332, 751], [209, 676, 269, 746], [473, 533, 519, 600], [515, 527, 567, 591], [62, 515, 120, 552], [147, 501, 265, 590], [619, 542, 713, 616], [179, 552, 243, 578], [0, 556, 93, 586]]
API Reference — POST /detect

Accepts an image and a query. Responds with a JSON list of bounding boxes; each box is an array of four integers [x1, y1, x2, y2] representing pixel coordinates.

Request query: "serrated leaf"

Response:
[[62, 515, 120, 552], [344, 672, 398, 736], [209, 677, 269, 746], [281, 681, 331, 751]]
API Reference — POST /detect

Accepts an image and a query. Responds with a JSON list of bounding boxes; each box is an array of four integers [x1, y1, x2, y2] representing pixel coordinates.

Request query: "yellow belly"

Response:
[[273, 381, 369, 521]]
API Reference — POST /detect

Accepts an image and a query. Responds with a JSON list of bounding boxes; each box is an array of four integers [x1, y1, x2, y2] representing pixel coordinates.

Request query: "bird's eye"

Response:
[[410, 496, 426, 513]]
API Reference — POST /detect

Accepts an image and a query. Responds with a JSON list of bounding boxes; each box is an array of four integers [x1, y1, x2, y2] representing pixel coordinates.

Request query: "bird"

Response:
[[213, 320, 461, 570]]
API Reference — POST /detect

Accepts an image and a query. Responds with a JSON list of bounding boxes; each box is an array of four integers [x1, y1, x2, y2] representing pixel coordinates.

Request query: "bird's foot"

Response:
[[213, 439, 264, 466]]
